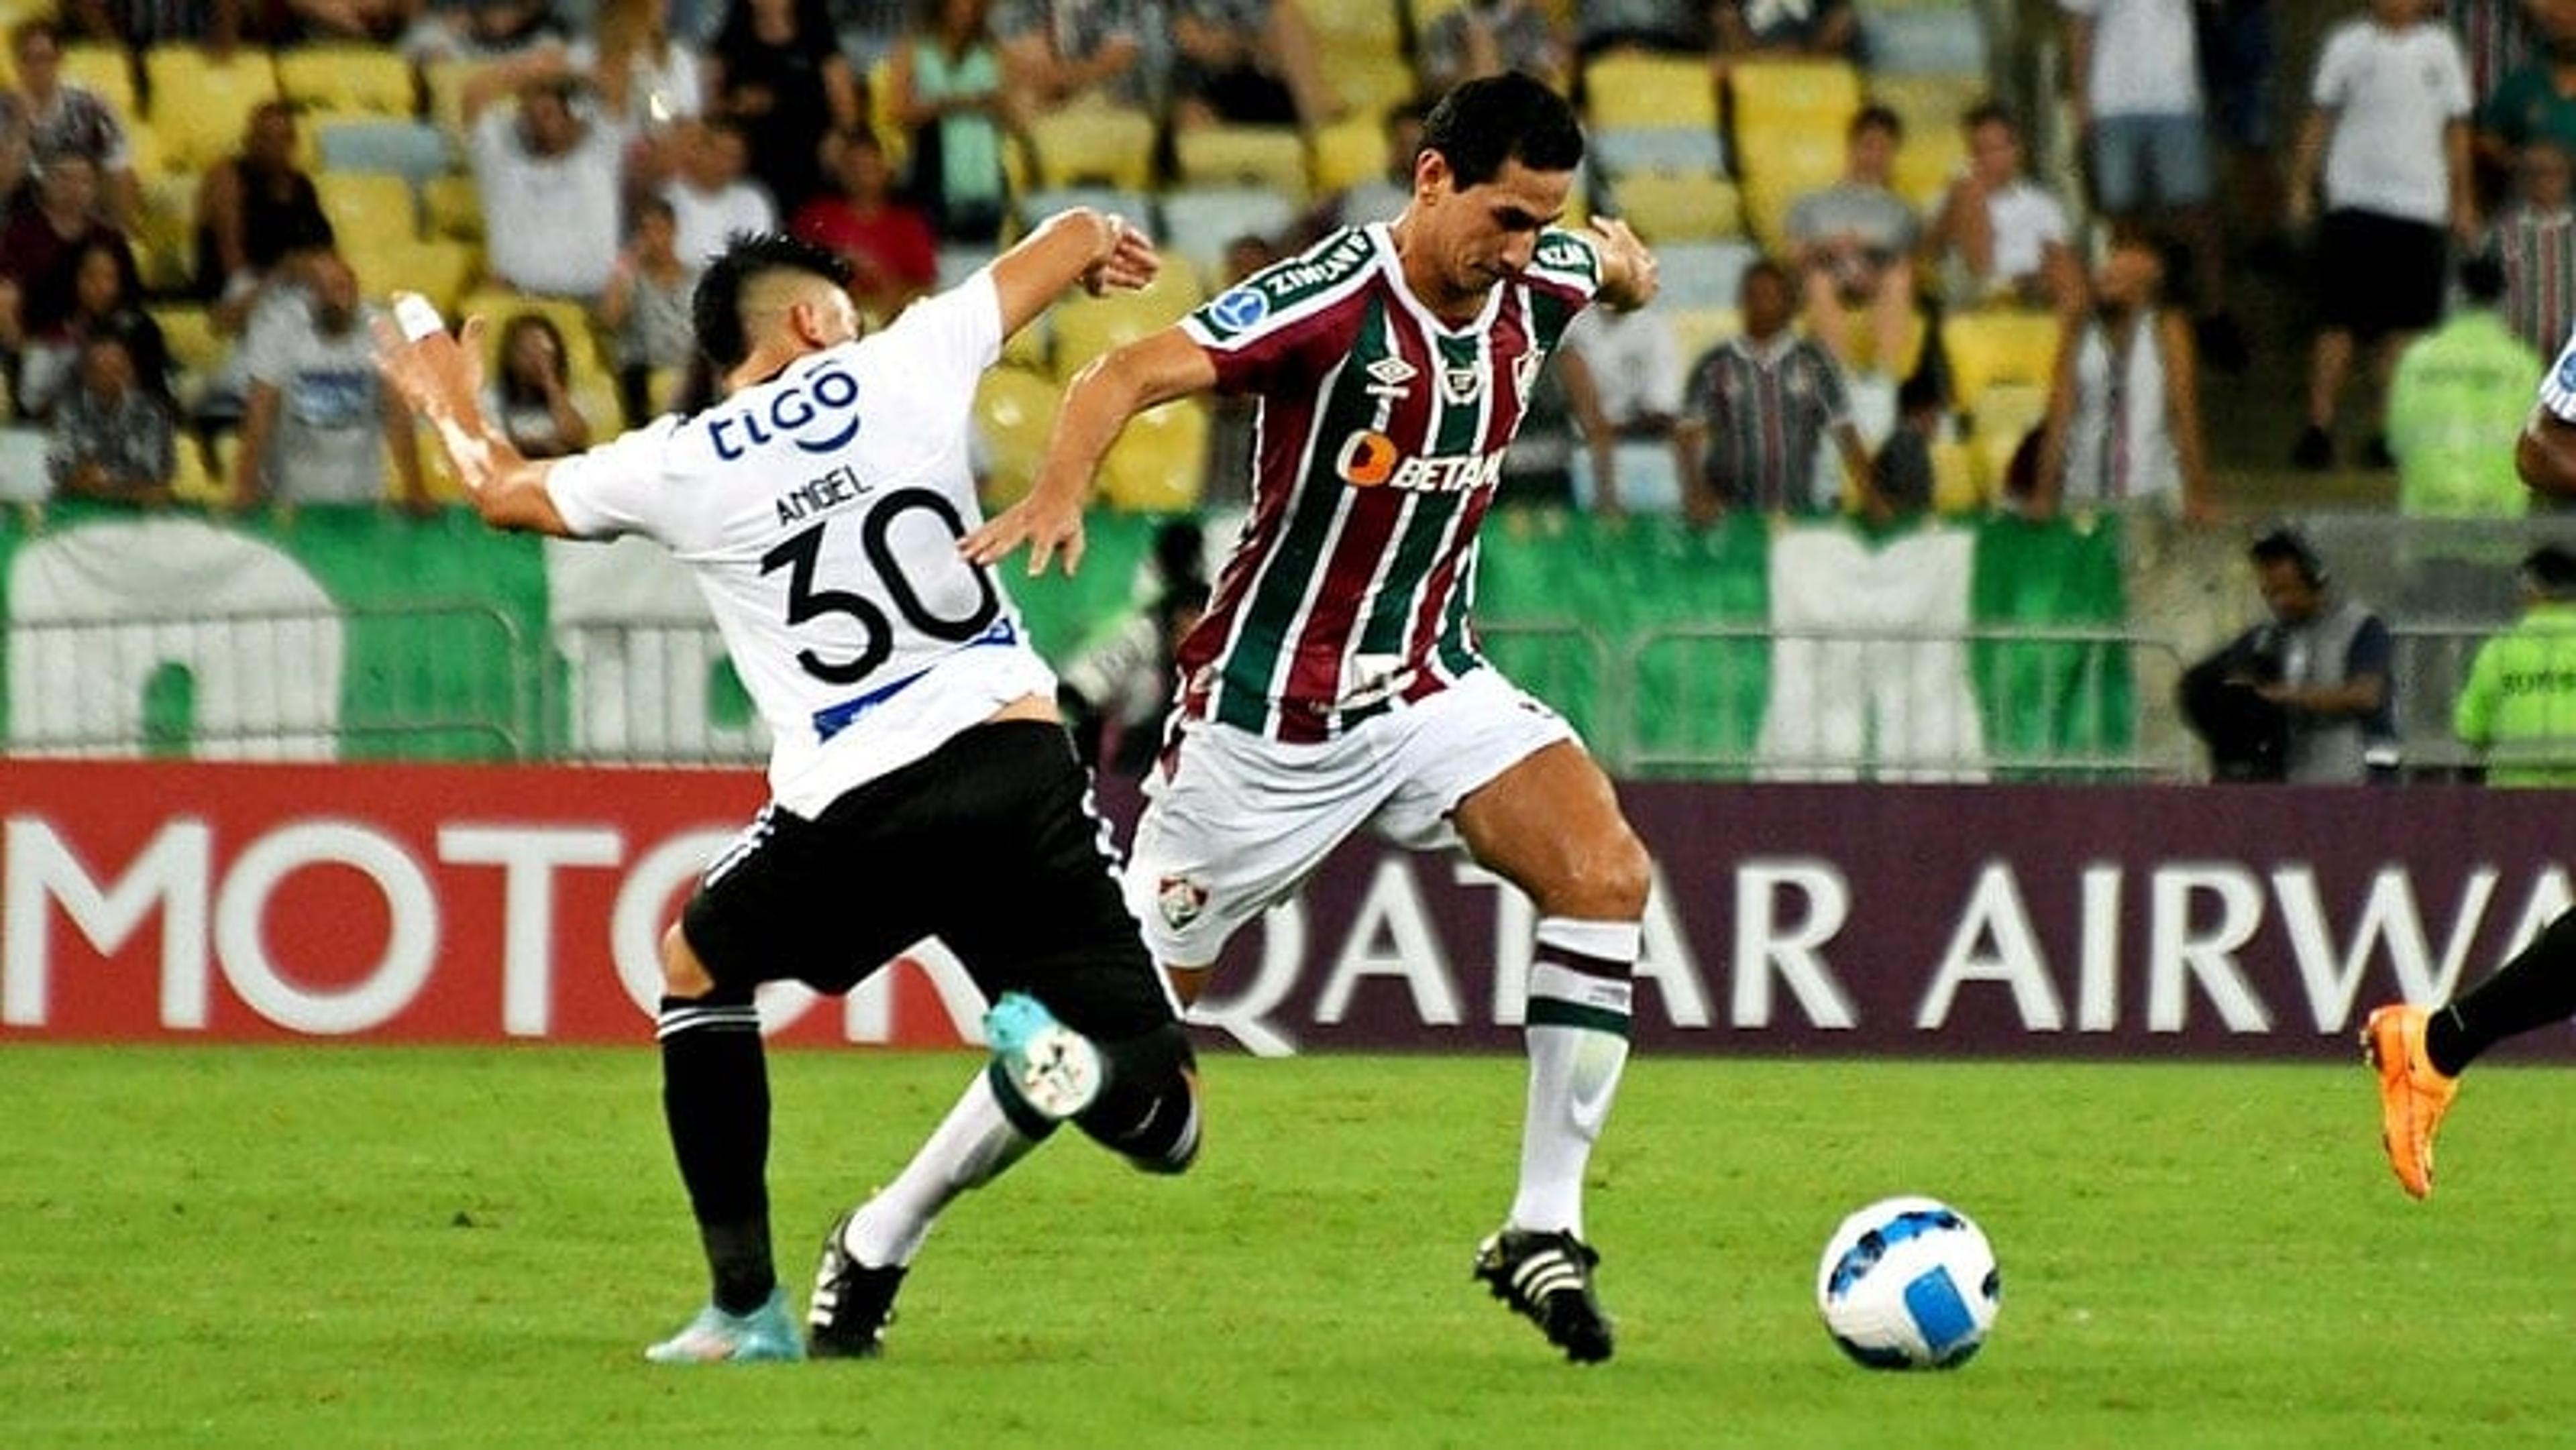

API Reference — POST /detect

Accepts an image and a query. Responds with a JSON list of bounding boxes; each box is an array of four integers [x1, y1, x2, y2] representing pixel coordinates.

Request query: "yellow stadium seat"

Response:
[[349, 235, 480, 313], [1868, 72, 1990, 139], [1966, 380, 2051, 498], [170, 435, 229, 506], [1049, 286, 1192, 382], [1024, 102, 1157, 190], [147, 301, 224, 376], [420, 173, 484, 243], [1929, 437, 1985, 514], [456, 286, 610, 379], [1582, 52, 1717, 134], [1726, 60, 1862, 140], [1300, 0, 1401, 58], [143, 47, 282, 173], [313, 170, 419, 254], [1607, 170, 1741, 243], [1664, 304, 1742, 370], [60, 42, 138, 120], [419, 56, 474, 137], [276, 43, 417, 119], [1100, 398, 1209, 512], [974, 365, 1062, 507], [1820, 301, 1929, 378], [130, 169, 197, 293], [1330, 51, 1418, 115], [1939, 309, 2062, 417], [1172, 124, 1308, 201], [1890, 123, 1967, 214], [1308, 109, 1386, 197]]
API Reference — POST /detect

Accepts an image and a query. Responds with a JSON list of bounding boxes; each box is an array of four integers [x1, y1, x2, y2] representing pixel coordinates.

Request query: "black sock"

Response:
[[1073, 1025, 1200, 1174], [2426, 909, 2576, 1076], [659, 993, 775, 1313]]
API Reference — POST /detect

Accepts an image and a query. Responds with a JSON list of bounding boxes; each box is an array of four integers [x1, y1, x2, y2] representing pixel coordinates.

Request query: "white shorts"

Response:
[[1124, 667, 1578, 966]]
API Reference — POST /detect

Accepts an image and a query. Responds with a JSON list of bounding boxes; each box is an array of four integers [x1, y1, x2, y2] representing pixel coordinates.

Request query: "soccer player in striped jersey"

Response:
[[374, 215, 1204, 1363], [967, 72, 1660, 1363]]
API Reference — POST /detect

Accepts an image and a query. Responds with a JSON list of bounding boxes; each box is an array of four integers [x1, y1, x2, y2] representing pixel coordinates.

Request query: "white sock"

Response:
[[841, 1072, 1044, 1268], [1509, 918, 1638, 1239]]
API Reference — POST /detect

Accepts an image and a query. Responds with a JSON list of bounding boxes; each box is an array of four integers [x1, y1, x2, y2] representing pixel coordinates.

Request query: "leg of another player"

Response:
[[2367, 907, 2576, 1198], [645, 923, 801, 1362]]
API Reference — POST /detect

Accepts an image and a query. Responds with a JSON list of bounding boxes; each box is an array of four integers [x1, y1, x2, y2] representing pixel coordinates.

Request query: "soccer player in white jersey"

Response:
[[968, 72, 1660, 1363], [2360, 326, 2576, 1200], [374, 217, 1205, 1363]]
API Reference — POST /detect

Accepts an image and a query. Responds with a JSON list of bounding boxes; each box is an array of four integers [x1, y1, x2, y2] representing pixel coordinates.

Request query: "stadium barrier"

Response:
[[5, 757, 2570, 1063]]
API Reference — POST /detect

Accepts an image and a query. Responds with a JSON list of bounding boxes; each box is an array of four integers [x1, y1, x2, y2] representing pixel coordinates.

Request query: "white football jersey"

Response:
[[545, 271, 1057, 815]]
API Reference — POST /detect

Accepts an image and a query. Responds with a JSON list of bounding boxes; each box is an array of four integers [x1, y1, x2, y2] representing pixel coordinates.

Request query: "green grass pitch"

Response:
[[6, 1043, 2574, 1448]]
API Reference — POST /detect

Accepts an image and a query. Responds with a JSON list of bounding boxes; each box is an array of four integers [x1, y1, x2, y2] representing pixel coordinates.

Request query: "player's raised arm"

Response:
[[989, 207, 1160, 342], [1587, 214, 1660, 313], [372, 298, 575, 537], [961, 324, 1217, 578]]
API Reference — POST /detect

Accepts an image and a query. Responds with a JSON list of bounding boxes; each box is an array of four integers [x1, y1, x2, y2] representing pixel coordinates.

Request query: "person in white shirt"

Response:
[[233, 249, 427, 510], [374, 215, 1203, 1365], [1923, 101, 2079, 313], [2284, 0, 2474, 471], [661, 117, 779, 265], [1561, 300, 1690, 513], [465, 64, 629, 300]]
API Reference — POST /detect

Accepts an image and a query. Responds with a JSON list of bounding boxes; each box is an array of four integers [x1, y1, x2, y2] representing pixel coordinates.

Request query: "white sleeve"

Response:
[[2539, 326, 2576, 425], [881, 270, 1004, 396], [2310, 27, 2355, 109], [542, 415, 688, 541], [2438, 34, 2473, 118]]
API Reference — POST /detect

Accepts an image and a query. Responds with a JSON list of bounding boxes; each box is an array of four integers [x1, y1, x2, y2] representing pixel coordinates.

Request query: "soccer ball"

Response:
[[1814, 1195, 2000, 1370]]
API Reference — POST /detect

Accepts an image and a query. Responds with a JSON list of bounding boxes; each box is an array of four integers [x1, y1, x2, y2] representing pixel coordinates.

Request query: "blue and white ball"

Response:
[[1815, 1196, 2000, 1370]]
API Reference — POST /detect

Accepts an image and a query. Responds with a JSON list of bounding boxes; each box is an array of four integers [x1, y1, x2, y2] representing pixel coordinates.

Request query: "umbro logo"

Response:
[[1365, 357, 1417, 386]]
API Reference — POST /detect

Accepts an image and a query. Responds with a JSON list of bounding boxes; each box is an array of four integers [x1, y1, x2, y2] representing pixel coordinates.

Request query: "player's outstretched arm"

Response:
[[1587, 215, 1660, 312], [989, 207, 1159, 341], [961, 326, 1217, 577], [372, 299, 575, 537]]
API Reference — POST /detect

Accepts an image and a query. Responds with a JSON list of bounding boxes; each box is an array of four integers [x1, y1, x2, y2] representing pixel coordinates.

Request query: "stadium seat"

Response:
[[1725, 60, 1862, 141], [354, 235, 479, 313], [1966, 380, 2050, 497], [420, 174, 485, 243], [1299, 0, 1401, 59], [1861, 2, 1992, 77], [1307, 109, 1387, 197], [1939, 309, 2062, 416], [315, 118, 454, 185], [1890, 119, 1968, 214], [144, 47, 282, 173], [0, 426, 48, 502], [1047, 280, 1197, 382], [418, 57, 474, 137], [456, 286, 610, 380], [278, 42, 419, 119], [169, 435, 228, 506], [1099, 398, 1209, 512], [1591, 125, 1729, 184], [1929, 436, 1984, 514], [1329, 51, 1418, 115], [974, 365, 1061, 506], [1172, 125, 1309, 201], [59, 42, 138, 121], [1023, 103, 1157, 190], [314, 171, 420, 251], [1664, 304, 1742, 371], [1158, 184, 1299, 284], [1823, 300, 1929, 378], [1656, 239, 1762, 311], [1605, 170, 1742, 243], [1582, 52, 1717, 134], [147, 302, 225, 386], [130, 169, 197, 294]]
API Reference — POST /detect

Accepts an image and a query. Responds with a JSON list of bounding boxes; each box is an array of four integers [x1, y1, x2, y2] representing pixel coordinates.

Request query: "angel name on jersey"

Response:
[[771, 462, 875, 526]]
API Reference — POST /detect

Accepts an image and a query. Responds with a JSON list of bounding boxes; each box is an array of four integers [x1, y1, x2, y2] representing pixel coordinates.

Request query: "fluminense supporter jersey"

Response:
[[1177, 221, 1603, 742], [543, 271, 1055, 815]]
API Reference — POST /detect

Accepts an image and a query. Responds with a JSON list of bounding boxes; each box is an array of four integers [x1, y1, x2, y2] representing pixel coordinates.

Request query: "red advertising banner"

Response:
[[3, 761, 2570, 1059]]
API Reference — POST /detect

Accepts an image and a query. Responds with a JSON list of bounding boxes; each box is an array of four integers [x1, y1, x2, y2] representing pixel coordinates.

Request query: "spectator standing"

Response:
[[2032, 235, 2214, 522], [467, 67, 629, 300], [2495, 137, 2576, 355], [2454, 543, 2576, 784], [1416, 0, 1568, 94], [482, 310, 594, 459], [2385, 254, 2544, 516], [663, 119, 778, 266], [1562, 298, 1690, 514], [46, 329, 174, 505], [15, 236, 166, 421], [0, 18, 139, 228], [1676, 256, 1872, 520], [885, 0, 1013, 244], [193, 100, 333, 304], [1168, 0, 1341, 132], [0, 155, 134, 400], [993, 0, 1150, 114], [790, 126, 938, 320], [2059, 0, 2239, 366], [2287, 0, 2475, 472], [230, 250, 429, 510], [1923, 101, 2080, 312], [568, 0, 706, 192], [2226, 528, 2399, 782], [596, 195, 699, 425], [399, 0, 566, 65], [1782, 104, 1919, 379], [706, 0, 863, 217]]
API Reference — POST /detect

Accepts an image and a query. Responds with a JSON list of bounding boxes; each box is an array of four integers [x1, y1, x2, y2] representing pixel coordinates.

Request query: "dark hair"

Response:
[[2458, 250, 2507, 305], [1420, 72, 1583, 189], [1851, 103, 1904, 142], [2251, 527, 2328, 588], [2522, 544, 2576, 596], [633, 192, 677, 225], [691, 231, 854, 372], [496, 311, 573, 406], [1738, 256, 1790, 300], [1961, 99, 2017, 134]]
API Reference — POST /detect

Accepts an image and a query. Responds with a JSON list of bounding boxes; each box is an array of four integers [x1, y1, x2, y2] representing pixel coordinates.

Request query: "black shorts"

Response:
[[680, 719, 1173, 1044], [2316, 209, 2446, 340]]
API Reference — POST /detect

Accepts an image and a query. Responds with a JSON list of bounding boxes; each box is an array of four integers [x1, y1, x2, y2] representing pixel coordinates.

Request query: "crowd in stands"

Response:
[[13, 0, 2576, 774]]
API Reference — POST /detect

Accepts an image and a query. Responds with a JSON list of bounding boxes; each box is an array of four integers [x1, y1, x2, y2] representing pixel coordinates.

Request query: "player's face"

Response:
[[1416, 153, 1570, 304], [2257, 559, 2319, 623]]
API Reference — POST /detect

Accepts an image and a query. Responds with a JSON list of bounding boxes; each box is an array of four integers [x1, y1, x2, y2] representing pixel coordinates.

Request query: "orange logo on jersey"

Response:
[[1336, 431, 1400, 486]]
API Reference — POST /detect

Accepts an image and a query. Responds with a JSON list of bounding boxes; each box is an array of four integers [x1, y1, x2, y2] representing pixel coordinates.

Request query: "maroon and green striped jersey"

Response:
[[1174, 221, 1603, 742]]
